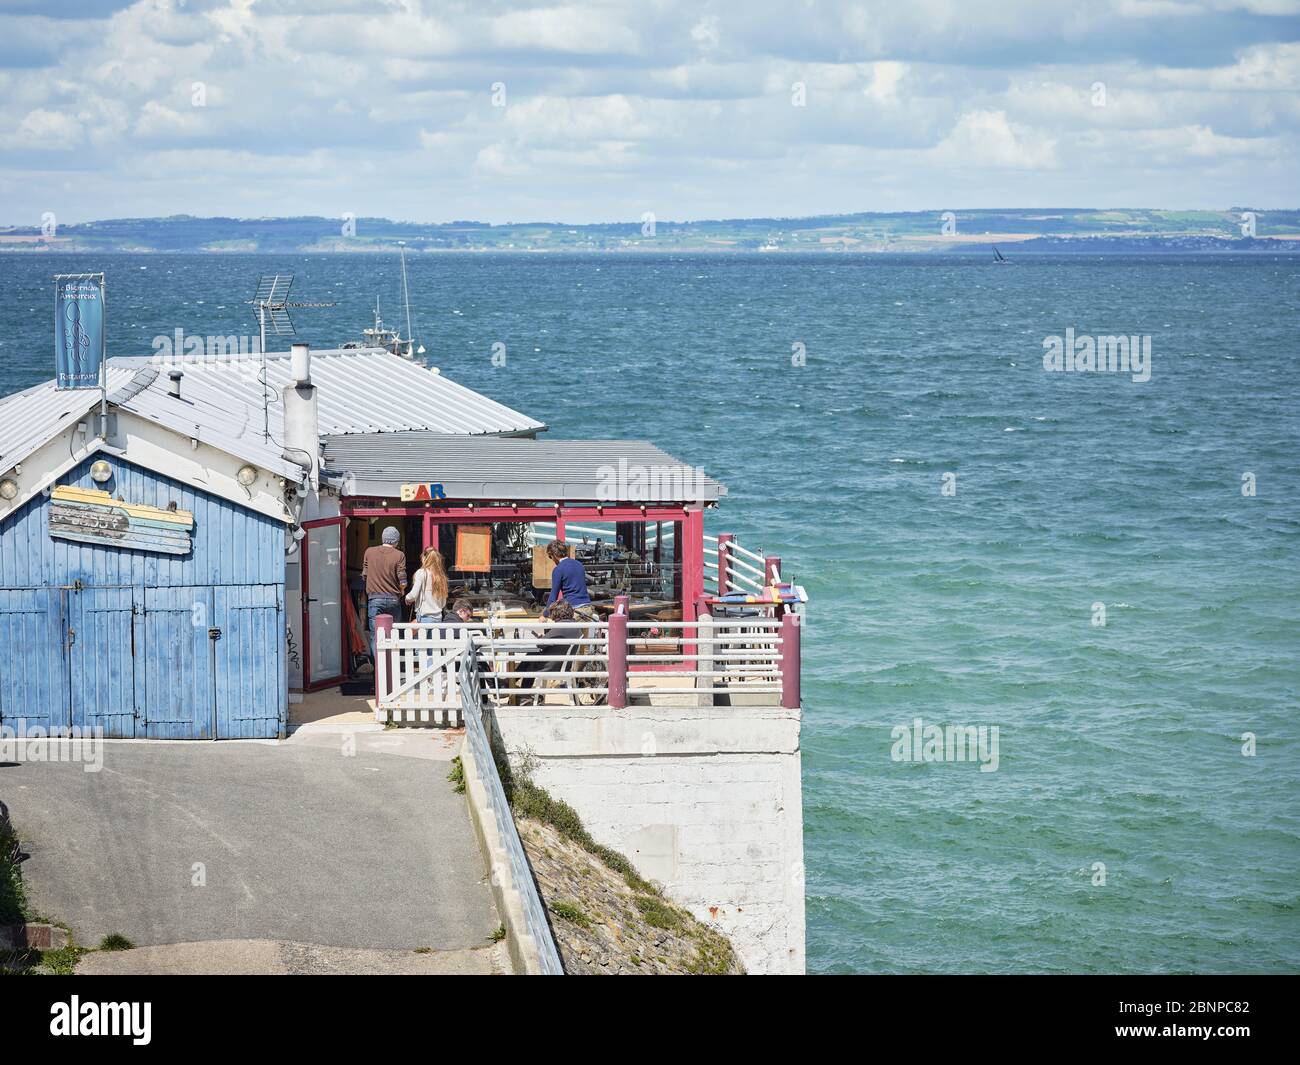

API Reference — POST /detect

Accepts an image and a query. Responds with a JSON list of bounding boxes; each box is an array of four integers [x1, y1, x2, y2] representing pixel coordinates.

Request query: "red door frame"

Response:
[[300, 516, 348, 692]]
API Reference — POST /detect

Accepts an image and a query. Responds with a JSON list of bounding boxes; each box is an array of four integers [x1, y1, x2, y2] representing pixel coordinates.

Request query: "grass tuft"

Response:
[[549, 901, 591, 928], [634, 895, 684, 931], [98, 933, 134, 952], [0, 824, 28, 925]]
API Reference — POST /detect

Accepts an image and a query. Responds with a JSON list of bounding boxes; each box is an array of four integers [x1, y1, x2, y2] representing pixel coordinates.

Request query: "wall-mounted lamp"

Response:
[[0, 478, 18, 501], [236, 464, 258, 487], [90, 460, 113, 484]]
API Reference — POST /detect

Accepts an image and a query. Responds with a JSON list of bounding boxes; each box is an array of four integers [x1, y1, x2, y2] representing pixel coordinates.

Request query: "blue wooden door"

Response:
[[142, 587, 215, 739], [0, 588, 66, 732], [67, 587, 137, 738], [214, 585, 284, 739]]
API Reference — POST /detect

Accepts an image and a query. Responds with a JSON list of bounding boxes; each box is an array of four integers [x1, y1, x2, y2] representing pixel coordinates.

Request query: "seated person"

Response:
[[442, 598, 475, 626], [516, 600, 584, 694]]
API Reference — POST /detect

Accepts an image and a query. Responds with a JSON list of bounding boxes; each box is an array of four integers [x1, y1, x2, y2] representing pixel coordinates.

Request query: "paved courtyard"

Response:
[[0, 727, 497, 961]]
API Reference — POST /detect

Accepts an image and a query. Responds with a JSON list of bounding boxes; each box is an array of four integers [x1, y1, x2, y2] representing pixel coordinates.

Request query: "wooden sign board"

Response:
[[455, 524, 492, 573], [48, 485, 194, 556], [532, 543, 575, 588]]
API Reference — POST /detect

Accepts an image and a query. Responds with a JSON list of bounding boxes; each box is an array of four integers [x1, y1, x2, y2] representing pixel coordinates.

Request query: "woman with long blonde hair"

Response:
[[405, 546, 449, 625]]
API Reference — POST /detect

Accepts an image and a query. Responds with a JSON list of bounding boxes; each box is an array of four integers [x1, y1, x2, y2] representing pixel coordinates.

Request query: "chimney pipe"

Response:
[[281, 343, 319, 493], [168, 370, 183, 398], [290, 342, 311, 386]]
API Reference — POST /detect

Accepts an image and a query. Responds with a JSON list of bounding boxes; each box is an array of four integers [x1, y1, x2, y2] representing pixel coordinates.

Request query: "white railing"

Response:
[[706, 534, 782, 596], [456, 638, 566, 975], [375, 612, 799, 721]]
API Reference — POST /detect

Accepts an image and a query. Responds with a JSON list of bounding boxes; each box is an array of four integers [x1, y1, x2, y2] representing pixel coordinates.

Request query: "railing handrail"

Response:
[[458, 635, 565, 976]]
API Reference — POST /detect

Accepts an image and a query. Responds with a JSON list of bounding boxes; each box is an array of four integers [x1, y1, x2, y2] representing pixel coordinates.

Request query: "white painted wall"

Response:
[[0, 412, 297, 525], [488, 703, 806, 975]]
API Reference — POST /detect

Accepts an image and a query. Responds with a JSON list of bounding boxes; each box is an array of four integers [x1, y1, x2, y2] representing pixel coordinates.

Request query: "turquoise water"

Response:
[[3, 252, 1297, 973]]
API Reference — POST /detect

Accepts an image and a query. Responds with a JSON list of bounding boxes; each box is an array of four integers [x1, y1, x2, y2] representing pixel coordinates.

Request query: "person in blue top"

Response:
[[543, 540, 592, 618]]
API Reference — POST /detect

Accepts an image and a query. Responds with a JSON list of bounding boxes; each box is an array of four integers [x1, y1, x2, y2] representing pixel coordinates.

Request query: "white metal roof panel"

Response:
[[0, 367, 138, 474], [109, 348, 545, 437]]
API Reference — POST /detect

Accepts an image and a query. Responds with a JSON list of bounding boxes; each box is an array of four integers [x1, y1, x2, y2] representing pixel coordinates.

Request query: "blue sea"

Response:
[[2, 251, 1297, 974]]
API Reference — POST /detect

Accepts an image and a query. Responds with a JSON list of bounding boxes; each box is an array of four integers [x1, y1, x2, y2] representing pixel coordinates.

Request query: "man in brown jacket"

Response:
[[362, 526, 407, 649]]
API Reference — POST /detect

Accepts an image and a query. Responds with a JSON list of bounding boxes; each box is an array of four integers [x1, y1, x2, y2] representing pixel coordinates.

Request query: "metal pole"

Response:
[[97, 273, 107, 438], [399, 243, 413, 349]]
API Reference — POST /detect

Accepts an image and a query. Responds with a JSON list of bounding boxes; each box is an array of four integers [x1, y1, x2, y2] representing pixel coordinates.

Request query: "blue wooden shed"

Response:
[[0, 343, 545, 740], [0, 454, 287, 739]]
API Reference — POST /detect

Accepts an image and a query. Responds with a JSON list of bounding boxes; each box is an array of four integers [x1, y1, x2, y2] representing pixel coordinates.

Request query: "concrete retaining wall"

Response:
[[488, 703, 805, 974]]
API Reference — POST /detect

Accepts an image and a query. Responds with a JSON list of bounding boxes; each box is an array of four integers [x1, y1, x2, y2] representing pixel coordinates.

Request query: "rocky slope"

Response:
[[518, 817, 742, 975]]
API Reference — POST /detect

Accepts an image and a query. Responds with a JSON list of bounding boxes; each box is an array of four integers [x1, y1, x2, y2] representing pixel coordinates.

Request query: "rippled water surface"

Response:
[[2, 251, 1297, 973]]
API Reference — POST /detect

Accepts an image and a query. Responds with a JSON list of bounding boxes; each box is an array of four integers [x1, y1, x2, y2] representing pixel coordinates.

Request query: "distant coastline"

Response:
[[2, 208, 1298, 254]]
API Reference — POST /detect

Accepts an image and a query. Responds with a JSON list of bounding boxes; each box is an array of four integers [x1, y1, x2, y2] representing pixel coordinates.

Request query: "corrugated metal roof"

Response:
[[2, 347, 545, 481], [321, 432, 726, 502], [106, 365, 306, 480], [110, 347, 546, 437], [0, 368, 139, 473]]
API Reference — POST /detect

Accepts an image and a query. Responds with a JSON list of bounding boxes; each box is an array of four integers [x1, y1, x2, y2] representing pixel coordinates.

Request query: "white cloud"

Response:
[[9, 107, 83, 149], [0, 0, 1295, 221], [932, 109, 1059, 168]]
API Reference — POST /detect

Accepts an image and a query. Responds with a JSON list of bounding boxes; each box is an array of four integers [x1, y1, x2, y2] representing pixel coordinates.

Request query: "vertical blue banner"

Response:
[[54, 275, 104, 390]]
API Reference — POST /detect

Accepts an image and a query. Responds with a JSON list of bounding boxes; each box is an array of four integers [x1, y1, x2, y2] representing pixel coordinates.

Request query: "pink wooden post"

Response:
[[375, 612, 394, 702], [780, 611, 800, 710], [765, 554, 782, 586], [608, 604, 628, 709], [765, 553, 784, 617], [717, 532, 734, 596]]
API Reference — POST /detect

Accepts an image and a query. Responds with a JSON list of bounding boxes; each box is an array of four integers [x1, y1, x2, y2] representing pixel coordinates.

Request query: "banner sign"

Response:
[[49, 486, 193, 556], [54, 274, 105, 390]]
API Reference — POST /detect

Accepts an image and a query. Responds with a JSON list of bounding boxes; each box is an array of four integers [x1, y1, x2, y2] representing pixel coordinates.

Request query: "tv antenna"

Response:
[[246, 274, 335, 353], [245, 274, 336, 440]]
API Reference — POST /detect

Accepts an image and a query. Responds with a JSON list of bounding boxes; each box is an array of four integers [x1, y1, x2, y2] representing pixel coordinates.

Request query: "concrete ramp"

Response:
[[1, 729, 497, 956]]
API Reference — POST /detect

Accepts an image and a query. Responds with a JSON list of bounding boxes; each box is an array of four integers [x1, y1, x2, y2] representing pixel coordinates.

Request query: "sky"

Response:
[[0, 0, 1297, 226]]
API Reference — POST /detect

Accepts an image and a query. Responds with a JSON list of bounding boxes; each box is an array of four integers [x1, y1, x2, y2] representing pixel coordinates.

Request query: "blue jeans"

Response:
[[367, 595, 402, 654]]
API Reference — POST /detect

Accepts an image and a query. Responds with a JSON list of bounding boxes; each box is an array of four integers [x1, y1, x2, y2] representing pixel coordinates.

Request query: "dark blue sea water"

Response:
[[2, 252, 1297, 974]]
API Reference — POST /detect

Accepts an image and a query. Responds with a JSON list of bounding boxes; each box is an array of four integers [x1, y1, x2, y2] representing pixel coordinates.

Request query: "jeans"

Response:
[[367, 595, 402, 654]]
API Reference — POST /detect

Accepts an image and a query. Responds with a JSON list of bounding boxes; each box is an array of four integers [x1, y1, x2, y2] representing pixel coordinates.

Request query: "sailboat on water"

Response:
[[342, 243, 426, 358], [992, 244, 1009, 264]]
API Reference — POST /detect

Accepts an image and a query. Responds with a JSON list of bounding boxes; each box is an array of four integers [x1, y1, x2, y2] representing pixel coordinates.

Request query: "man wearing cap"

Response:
[[362, 526, 408, 651]]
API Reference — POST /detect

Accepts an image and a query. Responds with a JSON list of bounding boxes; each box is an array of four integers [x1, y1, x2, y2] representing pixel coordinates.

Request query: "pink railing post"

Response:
[[780, 612, 801, 710], [765, 554, 782, 586], [608, 605, 628, 709], [765, 554, 785, 617], [375, 613, 394, 703], [717, 533, 734, 595]]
